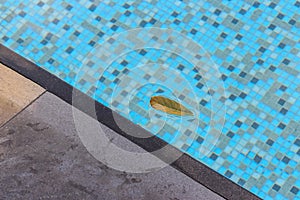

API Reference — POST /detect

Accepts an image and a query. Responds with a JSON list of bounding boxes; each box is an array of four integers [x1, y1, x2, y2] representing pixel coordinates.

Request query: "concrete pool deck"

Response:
[[0, 64, 223, 199]]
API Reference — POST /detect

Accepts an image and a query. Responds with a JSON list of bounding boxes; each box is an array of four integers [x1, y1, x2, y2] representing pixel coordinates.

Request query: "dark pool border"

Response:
[[0, 44, 261, 200]]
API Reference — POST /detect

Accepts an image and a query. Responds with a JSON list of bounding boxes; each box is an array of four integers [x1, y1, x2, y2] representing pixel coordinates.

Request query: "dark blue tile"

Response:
[[279, 85, 287, 91], [196, 136, 204, 144], [179, 94, 185, 100], [232, 18, 239, 24], [239, 71, 247, 77], [278, 43, 286, 49], [251, 77, 259, 84], [272, 184, 281, 191], [112, 70, 120, 76], [239, 9, 247, 15], [52, 18, 59, 24], [191, 29, 197, 35], [254, 155, 262, 163], [278, 123, 286, 129], [123, 3, 130, 8], [174, 19, 181, 25], [37, 1, 44, 7], [177, 64, 184, 70], [221, 74, 227, 81], [97, 31, 104, 37], [140, 20, 147, 27], [277, 13, 284, 19], [79, 79, 86, 85], [201, 15, 208, 21], [73, 31, 80, 36], [63, 24, 70, 30], [19, 11, 26, 17], [235, 34, 243, 40], [111, 25, 118, 31], [113, 78, 120, 84], [291, 186, 299, 194], [229, 94, 236, 101], [282, 58, 290, 65], [66, 47, 74, 54], [268, 24, 276, 30], [238, 179, 246, 186], [266, 139, 274, 146], [171, 11, 179, 17], [89, 40, 96, 46], [269, 2, 277, 8], [278, 98, 285, 105], [280, 108, 288, 115], [121, 60, 128, 66], [220, 32, 227, 38], [225, 170, 233, 178], [17, 38, 24, 43], [156, 89, 164, 93], [294, 139, 300, 147], [289, 19, 296, 25], [124, 10, 131, 16], [214, 9, 221, 15], [41, 40, 48, 45], [196, 83, 204, 89], [210, 153, 218, 161], [239, 92, 247, 99], [228, 65, 235, 71], [200, 99, 207, 106], [149, 18, 157, 24], [99, 76, 105, 82], [212, 22, 219, 27], [235, 120, 242, 127], [89, 4, 96, 11], [66, 5, 73, 10], [2, 36, 9, 42], [122, 68, 129, 74], [182, 144, 189, 151], [256, 59, 264, 65], [253, 1, 260, 8], [259, 46, 266, 53], [184, 130, 192, 136], [95, 16, 101, 21], [251, 122, 259, 129], [139, 49, 147, 55], [48, 58, 54, 64], [269, 65, 276, 72], [227, 131, 235, 138], [282, 156, 290, 164], [194, 74, 201, 80]]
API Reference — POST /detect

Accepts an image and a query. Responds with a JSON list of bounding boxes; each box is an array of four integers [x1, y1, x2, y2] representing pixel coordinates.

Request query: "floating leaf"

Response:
[[150, 96, 193, 116]]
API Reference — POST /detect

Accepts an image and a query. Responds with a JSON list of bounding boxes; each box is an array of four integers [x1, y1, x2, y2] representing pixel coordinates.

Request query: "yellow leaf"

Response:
[[150, 96, 194, 116]]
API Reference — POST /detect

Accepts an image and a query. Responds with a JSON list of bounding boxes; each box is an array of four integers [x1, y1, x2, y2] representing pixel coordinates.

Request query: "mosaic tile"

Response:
[[0, 0, 300, 199]]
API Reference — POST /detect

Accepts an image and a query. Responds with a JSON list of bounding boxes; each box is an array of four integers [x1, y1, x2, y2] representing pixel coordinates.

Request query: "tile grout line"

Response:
[[0, 90, 47, 129]]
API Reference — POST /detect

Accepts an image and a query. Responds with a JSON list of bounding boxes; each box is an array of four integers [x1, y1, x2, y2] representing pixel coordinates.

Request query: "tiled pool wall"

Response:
[[1, 0, 300, 199]]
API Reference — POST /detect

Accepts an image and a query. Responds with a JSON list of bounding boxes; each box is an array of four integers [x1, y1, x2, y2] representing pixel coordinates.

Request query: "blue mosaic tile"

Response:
[[1, 0, 300, 199]]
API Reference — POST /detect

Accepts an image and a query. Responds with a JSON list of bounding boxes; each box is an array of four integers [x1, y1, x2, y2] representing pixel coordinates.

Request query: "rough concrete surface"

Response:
[[0, 92, 224, 200]]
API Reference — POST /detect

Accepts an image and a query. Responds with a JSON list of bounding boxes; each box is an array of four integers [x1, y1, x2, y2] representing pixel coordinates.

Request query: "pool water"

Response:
[[1, 0, 300, 199]]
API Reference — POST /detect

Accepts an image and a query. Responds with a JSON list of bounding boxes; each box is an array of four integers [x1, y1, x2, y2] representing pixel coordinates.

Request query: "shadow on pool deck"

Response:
[[0, 92, 223, 200]]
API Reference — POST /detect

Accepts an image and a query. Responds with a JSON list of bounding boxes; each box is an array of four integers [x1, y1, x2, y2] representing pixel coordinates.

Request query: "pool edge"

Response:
[[0, 44, 261, 200]]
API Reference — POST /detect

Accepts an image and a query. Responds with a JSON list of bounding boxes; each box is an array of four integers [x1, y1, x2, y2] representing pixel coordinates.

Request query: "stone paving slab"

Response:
[[0, 92, 224, 200], [0, 63, 45, 126]]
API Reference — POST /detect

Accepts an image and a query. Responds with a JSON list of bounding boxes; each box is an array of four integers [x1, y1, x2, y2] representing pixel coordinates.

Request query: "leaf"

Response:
[[150, 96, 194, 116]]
